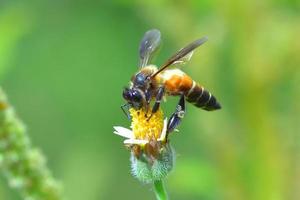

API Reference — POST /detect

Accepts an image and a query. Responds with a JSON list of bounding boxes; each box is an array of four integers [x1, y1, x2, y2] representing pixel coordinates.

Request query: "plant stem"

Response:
[[154, 179, 168, 200], [0, 88, 64, 200]]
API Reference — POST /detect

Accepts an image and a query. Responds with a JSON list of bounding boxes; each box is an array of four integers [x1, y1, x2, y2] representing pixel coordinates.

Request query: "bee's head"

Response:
[[122, 87, 144, 109]]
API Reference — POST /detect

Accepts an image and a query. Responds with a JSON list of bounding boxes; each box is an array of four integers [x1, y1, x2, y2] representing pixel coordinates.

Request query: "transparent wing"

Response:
[[139, 29, 161, 67], [171, 51, 194, 67], [151, 36, 208, 78]]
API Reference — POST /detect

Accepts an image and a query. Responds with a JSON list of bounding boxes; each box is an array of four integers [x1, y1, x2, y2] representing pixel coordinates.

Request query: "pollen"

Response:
[[129, 108, 164, 141]]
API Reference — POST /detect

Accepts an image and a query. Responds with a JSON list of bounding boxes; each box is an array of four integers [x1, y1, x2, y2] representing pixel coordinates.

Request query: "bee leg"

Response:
[[121, 103, 132, 120], [147, 86, 165, 121], [144, 89, 152, 117], [152, 86, 165, 113], [167, 95, 185, 134]]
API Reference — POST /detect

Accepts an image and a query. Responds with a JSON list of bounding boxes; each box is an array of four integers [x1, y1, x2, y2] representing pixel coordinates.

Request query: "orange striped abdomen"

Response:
[[162, 71, 221, 111], [164, 74, 193, 95], [162, 69, 221, 111]]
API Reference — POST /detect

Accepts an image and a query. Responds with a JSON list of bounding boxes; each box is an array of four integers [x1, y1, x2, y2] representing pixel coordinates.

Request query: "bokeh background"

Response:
[[0, 0, 299, 199]]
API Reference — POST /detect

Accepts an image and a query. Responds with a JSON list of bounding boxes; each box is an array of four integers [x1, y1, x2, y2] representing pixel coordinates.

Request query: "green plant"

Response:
[[0, 88, 64, 200]]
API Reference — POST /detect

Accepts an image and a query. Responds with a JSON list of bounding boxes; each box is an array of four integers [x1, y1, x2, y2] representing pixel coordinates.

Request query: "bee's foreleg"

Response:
[[167, 94, 185, 134], [152, 86, 165, 113], [147, 86, 165, 120], [144, 89, 152, 116], [121, 103, 132, 120]]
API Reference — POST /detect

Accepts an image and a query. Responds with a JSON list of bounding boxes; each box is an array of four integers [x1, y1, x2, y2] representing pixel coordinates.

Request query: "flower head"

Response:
[[114, 108, 174, 183], [114, 108, 167, 148]]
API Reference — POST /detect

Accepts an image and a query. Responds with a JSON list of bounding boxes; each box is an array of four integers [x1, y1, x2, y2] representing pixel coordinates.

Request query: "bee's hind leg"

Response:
[[167, 94, 186, 134]]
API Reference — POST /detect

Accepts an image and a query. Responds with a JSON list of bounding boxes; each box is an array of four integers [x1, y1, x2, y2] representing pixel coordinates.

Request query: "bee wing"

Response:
[[151, 36, 208, 78], [139, 29, 161, 68], [171, 51, 194, 67]]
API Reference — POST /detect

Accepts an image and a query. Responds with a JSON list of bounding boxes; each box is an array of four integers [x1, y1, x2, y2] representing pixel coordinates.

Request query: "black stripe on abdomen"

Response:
[[186, 84, 221, 111], [185, 83, 203, 102]]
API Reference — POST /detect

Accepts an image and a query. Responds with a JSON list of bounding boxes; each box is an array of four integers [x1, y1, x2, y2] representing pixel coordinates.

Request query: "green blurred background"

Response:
[[0, 0, 299, 199]]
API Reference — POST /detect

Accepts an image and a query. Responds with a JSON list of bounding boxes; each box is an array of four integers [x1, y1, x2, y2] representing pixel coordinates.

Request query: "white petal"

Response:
[[113, 126, 133, 138], [158, 118, 168, 141], [124, 139, 148, 145]]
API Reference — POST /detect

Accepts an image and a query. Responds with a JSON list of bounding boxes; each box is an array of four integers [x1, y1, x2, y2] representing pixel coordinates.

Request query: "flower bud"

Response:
[[130, 143, 175, 183]]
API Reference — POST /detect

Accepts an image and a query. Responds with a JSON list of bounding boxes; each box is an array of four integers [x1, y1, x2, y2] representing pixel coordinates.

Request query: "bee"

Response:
[[122, 29, 221, 134]]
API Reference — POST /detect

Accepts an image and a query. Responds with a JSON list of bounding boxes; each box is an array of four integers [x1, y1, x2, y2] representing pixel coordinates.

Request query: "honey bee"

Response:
[[122, 29, 221, 133]]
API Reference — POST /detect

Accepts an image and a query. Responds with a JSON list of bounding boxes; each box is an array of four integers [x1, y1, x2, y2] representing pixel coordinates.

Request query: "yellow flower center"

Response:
[[129, 108, 164, 141]]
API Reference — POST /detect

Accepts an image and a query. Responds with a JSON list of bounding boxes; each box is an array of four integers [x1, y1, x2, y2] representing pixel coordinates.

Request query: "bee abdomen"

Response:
[[185, 82, 221, 111]]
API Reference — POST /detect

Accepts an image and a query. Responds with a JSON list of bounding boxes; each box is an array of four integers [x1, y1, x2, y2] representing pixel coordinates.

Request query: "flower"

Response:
[[113, 108, 175, 183], [113, 108, 167, 146]]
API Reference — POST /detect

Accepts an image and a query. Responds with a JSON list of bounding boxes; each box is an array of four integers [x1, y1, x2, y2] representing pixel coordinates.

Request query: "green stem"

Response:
[[153, 179, 168, 200]]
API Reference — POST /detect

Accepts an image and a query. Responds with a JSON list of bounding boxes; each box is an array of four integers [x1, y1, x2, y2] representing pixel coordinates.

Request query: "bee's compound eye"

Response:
[[122, 88, 132, 100], [132, 90, 142, 102]]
